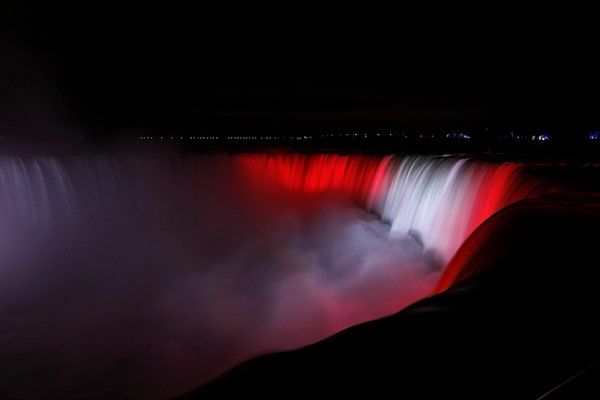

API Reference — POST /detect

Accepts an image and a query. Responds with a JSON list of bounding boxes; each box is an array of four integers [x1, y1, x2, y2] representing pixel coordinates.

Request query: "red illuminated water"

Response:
[[238, 153, 537, 284]]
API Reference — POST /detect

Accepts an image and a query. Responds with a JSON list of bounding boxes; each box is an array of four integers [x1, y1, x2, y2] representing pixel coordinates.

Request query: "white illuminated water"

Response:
[[369, 155, 530, 262]]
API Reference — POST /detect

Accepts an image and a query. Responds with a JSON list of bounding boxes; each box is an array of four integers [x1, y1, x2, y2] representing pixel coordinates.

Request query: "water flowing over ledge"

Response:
[[239, 154, 537, 263], [0, 153, 539, 398]]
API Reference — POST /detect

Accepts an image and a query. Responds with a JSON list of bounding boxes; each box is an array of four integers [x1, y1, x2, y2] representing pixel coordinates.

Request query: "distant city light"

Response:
[[531, 134, 550, 141]]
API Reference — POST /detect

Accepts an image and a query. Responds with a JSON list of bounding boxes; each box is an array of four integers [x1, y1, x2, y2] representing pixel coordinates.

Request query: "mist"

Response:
[[0, 153, 442, 398]]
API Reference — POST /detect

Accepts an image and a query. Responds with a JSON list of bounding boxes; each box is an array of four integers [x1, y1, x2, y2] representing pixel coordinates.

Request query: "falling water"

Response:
[[0, 153, 538, 398], [240, 154, 535, 263], [371, 155, 533, 262]]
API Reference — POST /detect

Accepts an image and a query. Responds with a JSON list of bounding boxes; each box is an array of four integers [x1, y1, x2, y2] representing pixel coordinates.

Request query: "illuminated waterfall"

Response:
[[0, 152, 539, 397], [0, 157, 75, 225], [240, 154, 535, 263], [370, 156, 531, 262]]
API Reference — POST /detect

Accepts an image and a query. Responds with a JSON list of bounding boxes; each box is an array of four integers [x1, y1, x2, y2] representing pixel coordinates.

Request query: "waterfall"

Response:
[[240, 153, 535, 263], [0, 152, 539, 398], [370, 155, 532, 262]]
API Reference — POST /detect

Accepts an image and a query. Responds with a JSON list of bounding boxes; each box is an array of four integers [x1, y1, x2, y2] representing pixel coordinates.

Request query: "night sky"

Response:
[[1, 5, 599, 141]]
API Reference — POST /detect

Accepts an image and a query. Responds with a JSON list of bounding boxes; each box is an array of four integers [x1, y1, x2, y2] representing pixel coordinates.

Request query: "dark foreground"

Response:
[[182, 192, 600, 399]]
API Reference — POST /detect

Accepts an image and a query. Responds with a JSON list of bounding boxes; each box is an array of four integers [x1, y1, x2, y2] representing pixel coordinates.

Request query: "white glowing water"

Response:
[[0, 158, 74, 224], [369, 155, 530, 262]]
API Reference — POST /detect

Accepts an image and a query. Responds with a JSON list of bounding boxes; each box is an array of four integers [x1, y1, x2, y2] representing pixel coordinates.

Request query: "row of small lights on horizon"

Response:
[[139, 132, 418, 141], [137, 133, 484, 141], [138, 133, 471, 141], [138, 136, 318, 141], [137, 131, 600, 142]]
